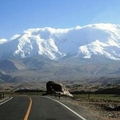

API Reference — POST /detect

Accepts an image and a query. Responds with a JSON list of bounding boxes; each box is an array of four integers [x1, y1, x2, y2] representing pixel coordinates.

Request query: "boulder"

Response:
[[46, 81, 73, 97]]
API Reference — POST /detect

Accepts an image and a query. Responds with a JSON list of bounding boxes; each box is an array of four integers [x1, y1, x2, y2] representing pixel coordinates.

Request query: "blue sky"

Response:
[[0, 0, 120, 39]]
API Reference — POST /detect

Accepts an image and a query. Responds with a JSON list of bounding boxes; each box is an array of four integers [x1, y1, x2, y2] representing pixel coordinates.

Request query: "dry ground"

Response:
[[59, 97, 120, 120]]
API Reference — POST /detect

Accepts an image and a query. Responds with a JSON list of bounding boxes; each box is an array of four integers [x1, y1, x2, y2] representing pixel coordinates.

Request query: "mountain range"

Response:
[[0, 23, 120, 60], [0, 23, 120, 84]]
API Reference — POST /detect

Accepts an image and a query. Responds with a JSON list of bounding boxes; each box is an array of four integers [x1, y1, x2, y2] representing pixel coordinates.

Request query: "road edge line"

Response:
[[0, 97, 13, 106], [46, 96, 87, 120], [24, 96, 32, 120]]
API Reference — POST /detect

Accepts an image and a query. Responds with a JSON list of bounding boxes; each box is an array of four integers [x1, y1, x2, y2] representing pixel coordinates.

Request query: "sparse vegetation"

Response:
[[67, 83, 120, 120], [73, 94, 120, 102]]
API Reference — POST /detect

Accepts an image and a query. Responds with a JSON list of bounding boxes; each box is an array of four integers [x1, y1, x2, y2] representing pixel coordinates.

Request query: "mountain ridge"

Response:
[[0, 57, 120, 83], [0, 23, 120, 60], [0, 23, 120, 83]]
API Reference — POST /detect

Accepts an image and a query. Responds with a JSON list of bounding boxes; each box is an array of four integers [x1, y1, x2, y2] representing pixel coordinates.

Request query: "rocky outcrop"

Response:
[[46, 81, 73, 97]]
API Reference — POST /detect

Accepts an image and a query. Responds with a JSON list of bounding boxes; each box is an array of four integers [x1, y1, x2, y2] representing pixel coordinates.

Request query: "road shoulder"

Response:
[[47, 96, 97, 120]]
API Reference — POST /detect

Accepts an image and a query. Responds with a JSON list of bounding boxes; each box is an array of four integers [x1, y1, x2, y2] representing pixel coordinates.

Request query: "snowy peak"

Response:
[[78, 40, 120, 60], [1, 23, 120, 60], [78, 24, 120, 60]]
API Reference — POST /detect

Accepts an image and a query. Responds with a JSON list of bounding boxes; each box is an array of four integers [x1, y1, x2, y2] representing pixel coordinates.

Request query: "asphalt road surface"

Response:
[[0, 96, 86, 120], [0, 96, 29, 120]]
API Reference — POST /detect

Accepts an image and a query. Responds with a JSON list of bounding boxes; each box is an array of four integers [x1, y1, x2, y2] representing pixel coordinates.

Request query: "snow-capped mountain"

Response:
[[1, 23, 120, 60]]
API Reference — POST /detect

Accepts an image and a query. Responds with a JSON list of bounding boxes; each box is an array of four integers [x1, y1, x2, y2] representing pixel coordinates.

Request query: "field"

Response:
[[73, 94, 120, 102]]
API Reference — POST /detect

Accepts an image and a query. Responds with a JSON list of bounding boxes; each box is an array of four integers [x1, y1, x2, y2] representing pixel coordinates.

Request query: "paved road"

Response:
[[0, 96, 29, 120], [29, 96, 84, 120], [0, 96, 86, 120]]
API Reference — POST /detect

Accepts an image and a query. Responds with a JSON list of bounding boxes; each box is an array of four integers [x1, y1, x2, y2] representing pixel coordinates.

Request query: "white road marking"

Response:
[[0, 97, 13, 105], [46, 97, 87, 120]]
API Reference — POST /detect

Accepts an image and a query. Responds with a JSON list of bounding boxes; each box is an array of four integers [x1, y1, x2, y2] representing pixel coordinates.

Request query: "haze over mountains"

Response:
[[0, 23, 120, 84]]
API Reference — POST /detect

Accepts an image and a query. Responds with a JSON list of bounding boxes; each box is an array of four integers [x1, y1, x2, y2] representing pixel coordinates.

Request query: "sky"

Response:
[[0, 0, 120, 39]]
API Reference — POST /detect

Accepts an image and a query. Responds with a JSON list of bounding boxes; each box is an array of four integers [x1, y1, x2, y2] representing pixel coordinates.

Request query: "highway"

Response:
[[0, 96, 86, 120], [0, 96, 29, 120]]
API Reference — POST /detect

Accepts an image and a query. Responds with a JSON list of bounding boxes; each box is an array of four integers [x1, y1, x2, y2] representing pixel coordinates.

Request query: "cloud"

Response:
[[10, 34, 21, 40], [0, 38, 7, 44]]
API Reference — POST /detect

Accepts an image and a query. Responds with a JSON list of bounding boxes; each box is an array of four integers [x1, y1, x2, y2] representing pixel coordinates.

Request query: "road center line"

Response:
[[46, 97, 87, 120], [24, 96, 32, 120]]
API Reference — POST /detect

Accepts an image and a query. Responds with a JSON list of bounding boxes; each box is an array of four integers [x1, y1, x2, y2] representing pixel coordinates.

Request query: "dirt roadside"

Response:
[[55, 97, 120, 120]]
